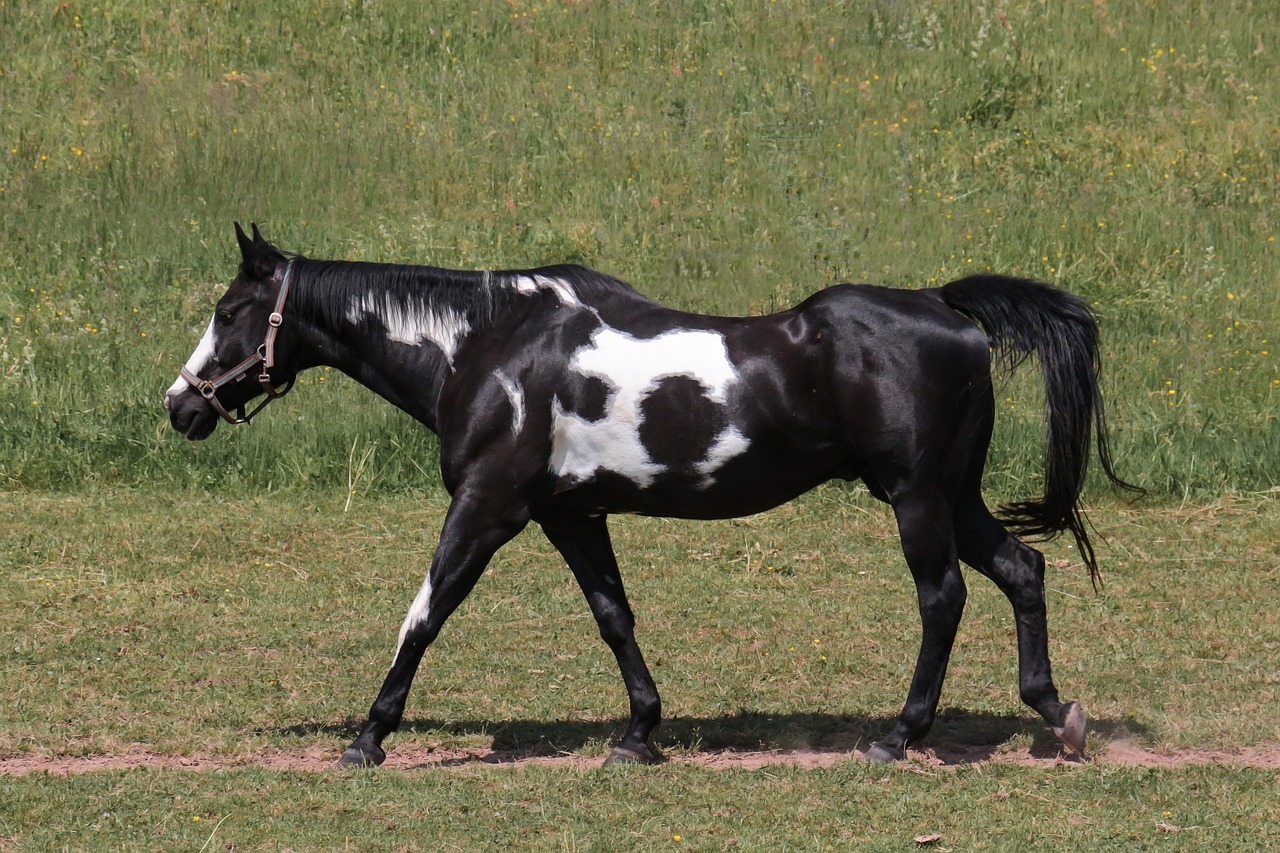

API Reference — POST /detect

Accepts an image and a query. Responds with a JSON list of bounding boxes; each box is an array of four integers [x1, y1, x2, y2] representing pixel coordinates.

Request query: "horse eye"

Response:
[[215, 310, 234, 325]]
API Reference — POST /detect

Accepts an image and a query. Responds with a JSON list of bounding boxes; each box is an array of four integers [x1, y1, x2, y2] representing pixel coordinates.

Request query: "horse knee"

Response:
[[597, 614, 636, 647], [918, 565, 967, 621], [589, 598, 635, 646]]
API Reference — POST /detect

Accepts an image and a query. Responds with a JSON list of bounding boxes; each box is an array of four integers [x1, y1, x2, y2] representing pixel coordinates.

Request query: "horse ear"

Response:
[[235, 222, 255, 265], [233, 222, 281, 280]]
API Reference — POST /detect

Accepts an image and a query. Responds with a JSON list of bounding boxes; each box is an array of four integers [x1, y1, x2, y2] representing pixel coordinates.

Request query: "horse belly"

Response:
[[545, 428, 849, 520]]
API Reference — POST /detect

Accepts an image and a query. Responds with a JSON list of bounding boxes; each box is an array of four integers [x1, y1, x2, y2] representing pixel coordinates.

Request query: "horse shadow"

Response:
[[276, 709, 1153, 768]]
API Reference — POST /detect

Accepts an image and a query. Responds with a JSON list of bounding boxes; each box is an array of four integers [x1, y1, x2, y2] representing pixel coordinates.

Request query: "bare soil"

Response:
[[2, 741, 1277, 777]]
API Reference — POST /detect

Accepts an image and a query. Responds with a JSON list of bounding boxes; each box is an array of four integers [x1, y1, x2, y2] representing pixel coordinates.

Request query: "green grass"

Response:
[[0, 0, 1277, 495], [1, 488, 1278, 849], [3, 763, 1277, 851], [2, 488, 1277, 758], [2, 2, 1279, 850], [2, 488, 1279, 849]]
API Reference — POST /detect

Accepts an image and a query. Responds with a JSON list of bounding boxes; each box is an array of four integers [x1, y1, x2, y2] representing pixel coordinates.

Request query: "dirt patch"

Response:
[[1099, 740, 1280, 771], [3, 741, 1278, 777]]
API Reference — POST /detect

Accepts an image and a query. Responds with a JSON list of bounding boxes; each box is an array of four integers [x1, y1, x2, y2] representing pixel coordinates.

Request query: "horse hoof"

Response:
[[1051, 701, 1088, 757], [603, 745, 661, 766], [864, 743, 904, 764], [338, 744, 386, 768]]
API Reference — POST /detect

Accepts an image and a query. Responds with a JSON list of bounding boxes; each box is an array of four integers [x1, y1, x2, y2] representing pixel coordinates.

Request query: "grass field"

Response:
[[1, 0, 1278, 849], [1, 489, 1278, 849]]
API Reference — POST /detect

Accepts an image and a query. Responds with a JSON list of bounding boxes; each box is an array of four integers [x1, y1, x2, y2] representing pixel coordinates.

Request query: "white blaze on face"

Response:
[[347, 294, 471, 366], [550, 325, 750, 488], [167, 317, 217, 397]]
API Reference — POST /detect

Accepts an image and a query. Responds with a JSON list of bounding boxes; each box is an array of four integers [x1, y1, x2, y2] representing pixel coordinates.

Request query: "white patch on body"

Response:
[[513, 274, 582, 307], [551, 396, 665, 487], [347, 294, 471, 366], [494, 370, 526, 436], [550, 325, 750, 488], [168, 317, 217, 396], [697, 425, 751, 481], [392, 575, 433, 667]]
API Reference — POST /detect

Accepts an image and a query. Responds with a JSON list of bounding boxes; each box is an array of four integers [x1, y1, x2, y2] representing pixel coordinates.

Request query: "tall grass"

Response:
[[1, 0, 1276, 497]]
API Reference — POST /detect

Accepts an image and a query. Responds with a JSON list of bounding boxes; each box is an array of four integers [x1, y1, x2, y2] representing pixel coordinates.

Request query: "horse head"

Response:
[[165, 223, 300, 440]]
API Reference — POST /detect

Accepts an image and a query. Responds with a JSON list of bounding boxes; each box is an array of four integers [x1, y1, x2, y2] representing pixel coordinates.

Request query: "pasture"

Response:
[[1, 0, 1277, 849]]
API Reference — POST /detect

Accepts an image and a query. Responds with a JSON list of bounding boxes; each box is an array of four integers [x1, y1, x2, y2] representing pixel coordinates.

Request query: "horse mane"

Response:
[[290, 257, 642, 334], [525, 263, 644, 303]]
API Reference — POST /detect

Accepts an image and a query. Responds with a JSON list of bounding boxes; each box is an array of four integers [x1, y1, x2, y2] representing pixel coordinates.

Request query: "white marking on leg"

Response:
[[167, 317, 217, 396], [549, 325, 750, 487], [494, 370, 526, 436], [346, 295, 471, 366], [392, 575, 433, 667]]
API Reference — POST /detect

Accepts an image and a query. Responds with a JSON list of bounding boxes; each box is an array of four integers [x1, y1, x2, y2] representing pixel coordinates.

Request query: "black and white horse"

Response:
[[166, 224, 1134, 766]]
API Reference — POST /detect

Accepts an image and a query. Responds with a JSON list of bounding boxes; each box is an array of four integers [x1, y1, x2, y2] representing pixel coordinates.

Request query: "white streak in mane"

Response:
[[513, 274, 582, 307], [346, 293, 471, 366]]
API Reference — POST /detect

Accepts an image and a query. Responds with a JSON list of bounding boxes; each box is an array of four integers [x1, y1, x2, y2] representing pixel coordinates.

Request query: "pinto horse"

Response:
[[166, 224, 1133, 767]]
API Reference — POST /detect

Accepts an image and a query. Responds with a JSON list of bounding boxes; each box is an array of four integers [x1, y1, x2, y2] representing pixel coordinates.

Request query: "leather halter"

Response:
[[180, 260, 297, 425]]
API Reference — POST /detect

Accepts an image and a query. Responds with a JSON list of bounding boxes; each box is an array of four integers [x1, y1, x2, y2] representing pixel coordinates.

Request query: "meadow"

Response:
[[1, 0, 1277, 849]]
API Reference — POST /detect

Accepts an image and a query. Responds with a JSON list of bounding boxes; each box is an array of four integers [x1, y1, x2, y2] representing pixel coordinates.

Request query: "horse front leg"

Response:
[[540, 513, 663, 765], [866, 493, 968, 763], [339, 492, 528, 767]]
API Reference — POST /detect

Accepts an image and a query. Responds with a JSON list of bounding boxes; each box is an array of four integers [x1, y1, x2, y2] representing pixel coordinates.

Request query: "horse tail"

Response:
[[939, 274, 1140, 585]]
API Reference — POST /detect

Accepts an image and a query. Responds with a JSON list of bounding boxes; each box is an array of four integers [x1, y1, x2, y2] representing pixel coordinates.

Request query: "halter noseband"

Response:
[[180, 260, 297, 426]]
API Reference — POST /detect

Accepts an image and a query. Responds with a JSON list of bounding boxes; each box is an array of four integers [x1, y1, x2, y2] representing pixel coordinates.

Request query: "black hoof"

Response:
[[338, 744, 386, 768], [1051, 701, 1088, 757], [864, 743, 904, 764], [602, 744, 662, 766]]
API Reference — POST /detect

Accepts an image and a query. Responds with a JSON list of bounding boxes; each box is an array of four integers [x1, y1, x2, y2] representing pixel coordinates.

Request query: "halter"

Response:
[[180, 260, 298, 425]]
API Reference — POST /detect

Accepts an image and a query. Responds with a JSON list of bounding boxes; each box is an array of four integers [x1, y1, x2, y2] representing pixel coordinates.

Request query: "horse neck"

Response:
[[292, 259, 502, 430]]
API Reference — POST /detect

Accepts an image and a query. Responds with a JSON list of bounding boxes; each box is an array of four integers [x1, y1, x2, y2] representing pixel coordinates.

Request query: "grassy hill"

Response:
[[1, 0, 1276, 496]]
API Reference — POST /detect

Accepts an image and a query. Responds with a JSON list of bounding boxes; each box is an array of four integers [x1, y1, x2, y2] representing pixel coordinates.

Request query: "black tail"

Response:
[[940, 274, 1141, 585]]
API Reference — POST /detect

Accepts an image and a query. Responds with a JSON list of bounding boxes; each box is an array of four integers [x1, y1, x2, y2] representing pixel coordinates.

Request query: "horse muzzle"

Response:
[[165, 389, 220, 441]]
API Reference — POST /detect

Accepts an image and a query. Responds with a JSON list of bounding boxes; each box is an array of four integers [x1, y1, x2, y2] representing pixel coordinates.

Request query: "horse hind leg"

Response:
[[866, 490, 968, 763], [954, 494, 1087, 757], [540, 513, 663, 766]]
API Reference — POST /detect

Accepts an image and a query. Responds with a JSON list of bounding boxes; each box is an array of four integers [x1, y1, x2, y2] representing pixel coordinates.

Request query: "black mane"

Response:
[[291, 257, 641, 333]]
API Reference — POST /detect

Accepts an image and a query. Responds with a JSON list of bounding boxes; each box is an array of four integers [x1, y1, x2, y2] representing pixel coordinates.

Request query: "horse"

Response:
[[165, 223, 1135, 767]]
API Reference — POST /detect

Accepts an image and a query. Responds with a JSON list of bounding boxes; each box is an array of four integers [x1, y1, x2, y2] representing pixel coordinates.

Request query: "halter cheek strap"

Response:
[[180, 260, 297, 425]]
